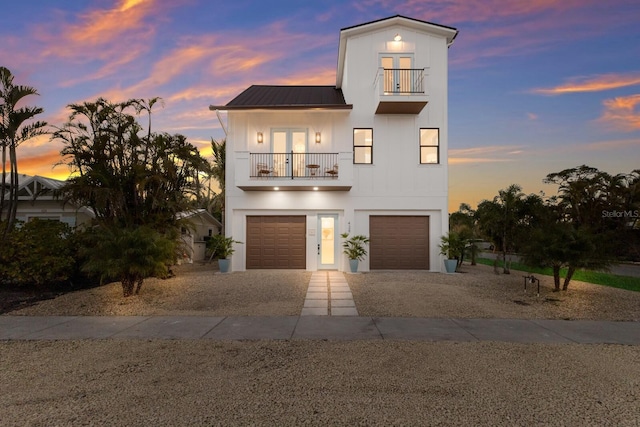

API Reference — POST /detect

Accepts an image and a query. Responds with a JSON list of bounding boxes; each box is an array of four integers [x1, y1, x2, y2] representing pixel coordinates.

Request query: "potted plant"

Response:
[[439, 231, 465, 273], [341, 232, 370, 273], [207, 234, 242, 273]]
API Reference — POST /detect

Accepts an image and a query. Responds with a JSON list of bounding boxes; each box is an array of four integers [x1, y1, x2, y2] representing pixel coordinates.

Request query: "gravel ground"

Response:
[[3, 263, 640, 425], [6, 262, 640, 321], [1, 340, 639, 426]]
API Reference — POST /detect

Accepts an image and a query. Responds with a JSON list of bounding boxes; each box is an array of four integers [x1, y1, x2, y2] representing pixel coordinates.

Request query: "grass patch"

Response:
[[476, 258, 640, 292]]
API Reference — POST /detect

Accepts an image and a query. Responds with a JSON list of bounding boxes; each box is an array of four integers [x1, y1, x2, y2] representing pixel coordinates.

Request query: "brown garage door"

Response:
[[246, 216, 306, 269], [369, 216, 429, 270]]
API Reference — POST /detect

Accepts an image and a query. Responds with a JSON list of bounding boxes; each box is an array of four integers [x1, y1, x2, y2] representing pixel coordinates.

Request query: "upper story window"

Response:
[[353, 128, 372, 164], [420, 128, 439, 164]]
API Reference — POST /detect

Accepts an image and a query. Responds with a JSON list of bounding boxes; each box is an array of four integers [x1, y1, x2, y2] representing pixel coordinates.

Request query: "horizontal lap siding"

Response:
[[369, 216, 429, 270], [246, 216, 306, 269]]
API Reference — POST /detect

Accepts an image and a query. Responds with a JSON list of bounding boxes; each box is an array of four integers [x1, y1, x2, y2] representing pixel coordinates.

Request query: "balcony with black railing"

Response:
[[374, 67, 429, 114], [234, 151, 352, 191]]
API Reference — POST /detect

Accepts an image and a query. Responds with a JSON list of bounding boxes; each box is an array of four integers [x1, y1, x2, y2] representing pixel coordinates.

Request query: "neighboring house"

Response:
[[3, 175, 221, 263], [210, 15, 457, 272], [1, 174, 94, 227], [177, 209, 222, 262]]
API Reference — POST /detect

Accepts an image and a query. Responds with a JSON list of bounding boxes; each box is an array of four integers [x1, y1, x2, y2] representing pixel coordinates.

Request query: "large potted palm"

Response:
[[341, 232, 370, 273], [208, 234, 242, 273], [439, 231, 465, 273]]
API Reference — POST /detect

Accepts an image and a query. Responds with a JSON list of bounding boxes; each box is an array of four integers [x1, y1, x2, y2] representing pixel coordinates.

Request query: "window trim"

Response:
[[419, 128, 440, 164], [353, 128, 373, 164]]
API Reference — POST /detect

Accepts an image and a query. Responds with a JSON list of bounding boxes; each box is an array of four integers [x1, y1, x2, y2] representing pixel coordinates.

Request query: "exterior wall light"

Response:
[[394, 34, 402, 42], [315, 132, 321, 143], [257, 132, 263, 143]]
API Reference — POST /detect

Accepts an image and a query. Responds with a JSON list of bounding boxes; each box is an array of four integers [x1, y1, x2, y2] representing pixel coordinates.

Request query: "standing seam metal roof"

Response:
[[210, 85, 352, 110]]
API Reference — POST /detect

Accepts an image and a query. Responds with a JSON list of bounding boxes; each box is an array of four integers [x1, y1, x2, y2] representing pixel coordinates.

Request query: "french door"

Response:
[[380, 54, 414, 93], [272, 129, 307, 177]]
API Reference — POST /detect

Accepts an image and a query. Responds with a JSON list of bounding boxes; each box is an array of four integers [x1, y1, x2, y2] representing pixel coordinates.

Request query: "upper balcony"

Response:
[[374, 68, 428, 114], [234, 151, 353, 191]]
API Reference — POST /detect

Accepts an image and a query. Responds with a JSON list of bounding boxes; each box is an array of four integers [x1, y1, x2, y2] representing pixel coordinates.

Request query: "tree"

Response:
[[209, 138, 226, 231], [53, 98, 209, 231], [543, 165, 628, 280], [52, 97, 209, 296], [0, 67, 47, 240], [519, 198, 596, 291], [449, 203, 479, 265], [476, 184, 526, 274]]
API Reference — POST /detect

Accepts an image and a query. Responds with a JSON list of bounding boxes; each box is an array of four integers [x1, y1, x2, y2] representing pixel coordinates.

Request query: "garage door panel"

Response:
[[247, 216, 306, 269], [370, 216, 429, 270]]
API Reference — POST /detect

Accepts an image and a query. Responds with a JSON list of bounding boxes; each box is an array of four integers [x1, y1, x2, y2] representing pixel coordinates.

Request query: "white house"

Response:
[[210, 15, 458, 272], [177, 209, 222, 263], [3, 175, 221, 263], [1, 174, 94, 227]]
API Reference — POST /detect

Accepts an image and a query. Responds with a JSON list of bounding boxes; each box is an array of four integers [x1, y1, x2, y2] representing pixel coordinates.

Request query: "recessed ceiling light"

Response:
[[313, 187, 319, 191], [274, 187, 279, 191]]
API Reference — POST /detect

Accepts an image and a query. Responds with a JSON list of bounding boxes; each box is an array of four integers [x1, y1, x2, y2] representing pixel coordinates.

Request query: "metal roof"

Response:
[[209, 85, 352, 111]]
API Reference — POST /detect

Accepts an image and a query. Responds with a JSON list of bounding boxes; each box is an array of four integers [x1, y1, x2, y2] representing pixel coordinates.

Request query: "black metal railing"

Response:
[[250, 152, 339, 179], [383, 68, 425, 94]]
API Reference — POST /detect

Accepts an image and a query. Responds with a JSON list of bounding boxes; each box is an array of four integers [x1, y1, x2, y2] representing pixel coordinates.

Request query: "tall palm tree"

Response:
[[0, 67, 47, 239], [210, 138, 226, 232]]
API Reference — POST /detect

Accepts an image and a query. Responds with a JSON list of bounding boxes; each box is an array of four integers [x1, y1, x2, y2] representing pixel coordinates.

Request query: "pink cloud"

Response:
[[532, 73, 640, 95], [597, 94, 640, 131]]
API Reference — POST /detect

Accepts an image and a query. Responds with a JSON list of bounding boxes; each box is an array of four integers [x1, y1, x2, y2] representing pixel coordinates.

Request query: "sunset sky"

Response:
[[2, 0, 639, 211]]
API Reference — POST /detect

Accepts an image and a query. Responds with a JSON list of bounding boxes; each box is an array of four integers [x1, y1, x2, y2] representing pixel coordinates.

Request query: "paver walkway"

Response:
[[301, 271, 358, 316]]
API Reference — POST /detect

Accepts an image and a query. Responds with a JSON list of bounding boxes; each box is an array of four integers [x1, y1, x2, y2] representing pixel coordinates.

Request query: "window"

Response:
[[353, 128, 373, 164], [420, 128, 439, 164]]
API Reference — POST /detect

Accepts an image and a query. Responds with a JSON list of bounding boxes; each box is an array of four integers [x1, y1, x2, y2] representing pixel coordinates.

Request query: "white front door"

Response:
[[318, 214, 338, 270]]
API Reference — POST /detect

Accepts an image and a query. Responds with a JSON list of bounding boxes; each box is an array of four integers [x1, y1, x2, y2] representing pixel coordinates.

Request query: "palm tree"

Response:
[[210, 138, 226, 231], [0, 67, 47, 239]]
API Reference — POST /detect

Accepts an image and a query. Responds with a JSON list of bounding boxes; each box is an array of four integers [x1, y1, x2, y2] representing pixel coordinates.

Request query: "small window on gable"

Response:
[[420, 128, 439, 164], [353, 128, 372, 164]]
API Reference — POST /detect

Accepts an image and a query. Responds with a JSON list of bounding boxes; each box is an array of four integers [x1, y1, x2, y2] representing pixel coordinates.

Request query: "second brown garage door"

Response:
[[246, 216, 306, 269], [369, 216, 429, 270]]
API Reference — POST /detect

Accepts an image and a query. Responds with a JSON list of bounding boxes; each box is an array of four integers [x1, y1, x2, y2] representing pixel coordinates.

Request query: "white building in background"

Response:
[[210, 15, 458, 272]]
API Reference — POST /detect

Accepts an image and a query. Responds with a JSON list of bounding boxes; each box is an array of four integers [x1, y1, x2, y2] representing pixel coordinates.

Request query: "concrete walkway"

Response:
[[301, 271, 358, 316], [1, 315, 639, 344]]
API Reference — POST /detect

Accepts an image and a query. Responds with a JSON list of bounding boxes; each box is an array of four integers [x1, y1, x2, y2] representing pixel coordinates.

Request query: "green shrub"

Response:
[[79, 226, 177, 297], [0, 219, 77, 287]]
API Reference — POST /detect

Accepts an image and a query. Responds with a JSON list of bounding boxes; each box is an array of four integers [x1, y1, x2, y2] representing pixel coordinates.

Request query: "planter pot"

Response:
[[443, 259, 458, 273], [218, 258, 230, 273], [349, 259, 359, 273]]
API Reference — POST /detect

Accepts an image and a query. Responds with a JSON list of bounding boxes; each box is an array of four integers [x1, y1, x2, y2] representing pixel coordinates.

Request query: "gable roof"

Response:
[[336, 15, 458, 88], [2, 174, 66, 200], [340, 15, 458, 41], [209, 85, 352, 111]]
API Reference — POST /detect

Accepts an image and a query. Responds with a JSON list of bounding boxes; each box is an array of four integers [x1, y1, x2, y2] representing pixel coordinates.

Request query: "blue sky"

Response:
[[2, 0, 639, 211]]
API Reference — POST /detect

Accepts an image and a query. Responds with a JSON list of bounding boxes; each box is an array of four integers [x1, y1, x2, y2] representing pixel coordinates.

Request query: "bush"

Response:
[[0, 219, 77, 287], [79, 226, 177, 297]]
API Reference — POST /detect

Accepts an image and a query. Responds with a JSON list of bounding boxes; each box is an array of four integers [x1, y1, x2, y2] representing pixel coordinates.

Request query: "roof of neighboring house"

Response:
[[2, 174, 66, 199], [177, 208, 222, 228], [209, 85, 353, 111]]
